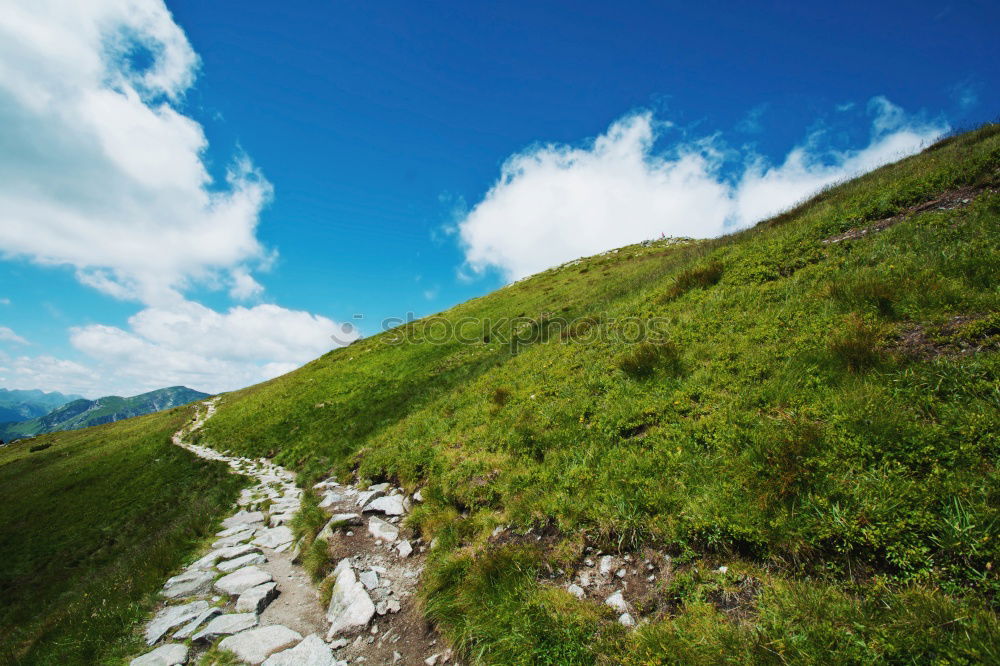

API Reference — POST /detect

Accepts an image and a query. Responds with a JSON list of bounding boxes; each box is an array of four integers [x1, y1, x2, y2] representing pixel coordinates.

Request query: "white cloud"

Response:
[[1, 300, 357, 397], [457, 98, 947, 281], [0, 353, 99, 397], [0, 0, 271, 305], [0, 326, 28, 344], [0, 298, 10, 305]]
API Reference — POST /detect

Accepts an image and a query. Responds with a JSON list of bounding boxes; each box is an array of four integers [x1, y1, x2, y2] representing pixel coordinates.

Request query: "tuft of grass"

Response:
[[616, 341, 682, 378], [657, 260, 723, 302], [828, 312, 883, 371]]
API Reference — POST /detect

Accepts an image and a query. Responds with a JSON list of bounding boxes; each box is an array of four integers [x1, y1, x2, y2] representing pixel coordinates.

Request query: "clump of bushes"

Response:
[[658, 261, 723, 303], [828, 313, 883, 371], [491, 387, 511, 407], [617, 341, 682, 378]]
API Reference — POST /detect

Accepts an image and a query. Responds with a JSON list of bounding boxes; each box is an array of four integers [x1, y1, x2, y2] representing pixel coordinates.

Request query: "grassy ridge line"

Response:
[[201, 125, 1000, 662], [0, 405, 245, 665]]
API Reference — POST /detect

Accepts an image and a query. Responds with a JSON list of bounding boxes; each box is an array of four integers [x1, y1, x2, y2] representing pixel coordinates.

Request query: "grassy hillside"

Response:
[[0, 406, 243, 665], [0, 386, 210, 441], [197, 124, 1000, 662]]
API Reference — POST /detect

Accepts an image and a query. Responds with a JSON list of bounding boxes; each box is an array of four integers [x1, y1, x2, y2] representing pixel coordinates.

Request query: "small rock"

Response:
[[396, 540, 413, 558], [222, 510, 265, 529], [253, 526, 295, 549], [386, 599, 400, 614], [717, 566, 728, 574], [171, 606, 222, 640], [413, 489, 423, 502], [647, 575, 655, 582], [215, 565, 273, 596], [616, 568, 626, 578], [393, 652, 402, 663], [584, 558, 594, 567], [192, 612, 258, 642], [145, 600, 210, 645], [362, 494, 406, 516], [237, 581, 280, 613], [605, 590, 628, 613], [218, 551, 267, 573], [219, 625, 303, 665], [567, 584, 585, 599], [425, 655, 440, 666], [619, 612, 635, 627], [161, 570, 215, 599], [599, 556, 614, 576], [359, 570, 379, 590], [329, 638, 349, 649], [130, 643, 188, 666], [262, 633, 337, 666], [319, 491, 345, 508], [367, 516, 399, 542], [326, 566, 376, 637], [355, 489, 385, 507]]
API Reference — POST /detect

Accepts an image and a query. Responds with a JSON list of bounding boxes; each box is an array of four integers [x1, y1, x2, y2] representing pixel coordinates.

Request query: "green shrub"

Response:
[[617, 341, 682, 378], [657, 260, 723, 302], [828, 313, 883, 371]]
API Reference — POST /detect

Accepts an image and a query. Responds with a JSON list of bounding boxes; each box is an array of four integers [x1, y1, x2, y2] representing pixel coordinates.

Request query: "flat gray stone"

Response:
[[358, 570, 379, 590], [218, 551, 267, 573], [367, 516, 398, 542], [236, 581, 279, 613], [253, 526, 294, 549], [262, 634, 337, 666], [145, 600, 209, 645], [130, 643, 188, 666], [219, 625, 303, 665], [318, 491, 344, 508], [161, 570, 215, 600], [212, 528, 256, 549], [222, 510, 265, 529], [192, 612, 258, 642], [568, 584, 585, 599], [362, 494, 406, 516], [215, 565, 273, 596], [325, 566, 375, 637], [605, 590, 628, 612], [396, 540, 413, 558], [354, 489, 384, 507], [171, 605, 221, 639]]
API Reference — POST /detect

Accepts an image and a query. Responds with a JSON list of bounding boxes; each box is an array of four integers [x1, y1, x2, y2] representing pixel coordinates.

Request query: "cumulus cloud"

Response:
[[458, 98, 948, 281], [0, 0, 271, 305], [0, 1, 360, 396], [0, 326, 28, 345], [24, 300, 356, 396]]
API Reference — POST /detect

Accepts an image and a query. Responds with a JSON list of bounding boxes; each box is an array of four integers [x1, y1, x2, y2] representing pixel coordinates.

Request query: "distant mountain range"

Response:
[[0, 388, 84, 423], [0, 386, 210, 441]]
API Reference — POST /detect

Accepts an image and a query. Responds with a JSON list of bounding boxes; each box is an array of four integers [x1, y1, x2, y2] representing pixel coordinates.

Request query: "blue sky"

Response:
[[0, 0, 997, 397]]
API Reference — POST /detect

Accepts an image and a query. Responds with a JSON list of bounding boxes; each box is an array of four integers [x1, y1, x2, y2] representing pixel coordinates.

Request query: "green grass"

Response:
[[0, 406, 244, 665], [190, 124, 1000, 662]]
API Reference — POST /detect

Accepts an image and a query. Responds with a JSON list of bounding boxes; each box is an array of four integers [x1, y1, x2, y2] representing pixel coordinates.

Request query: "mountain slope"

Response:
[[0, 386, 210, 441], [0, 389, 82, 424], [196, 124, 1000, 662], [0, 406, 243, 665]]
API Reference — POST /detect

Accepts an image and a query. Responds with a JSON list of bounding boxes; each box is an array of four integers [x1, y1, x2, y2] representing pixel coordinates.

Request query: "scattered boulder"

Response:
[[355, 488, 385, 507], [145, 600, 210, 645], [219, 625, 303, 665], [262, 633, 338, 666], [326, 566, 376, 637], [130, 643, 188, 666], [215, 565, 273, 596], [367, 516, 399, 542], [619, 612, 635, 627], [161, 570, 215, 600], [318, 491, 344, 508], [237, 581, 280, 613], [567, 584, 585, 599]]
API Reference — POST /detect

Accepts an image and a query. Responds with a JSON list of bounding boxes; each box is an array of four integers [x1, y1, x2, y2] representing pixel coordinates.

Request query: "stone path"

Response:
[[130, 400, 447, 666]]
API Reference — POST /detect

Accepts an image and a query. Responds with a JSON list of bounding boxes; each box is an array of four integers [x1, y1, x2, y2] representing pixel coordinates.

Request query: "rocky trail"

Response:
[[130, 401, 453, 666]]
